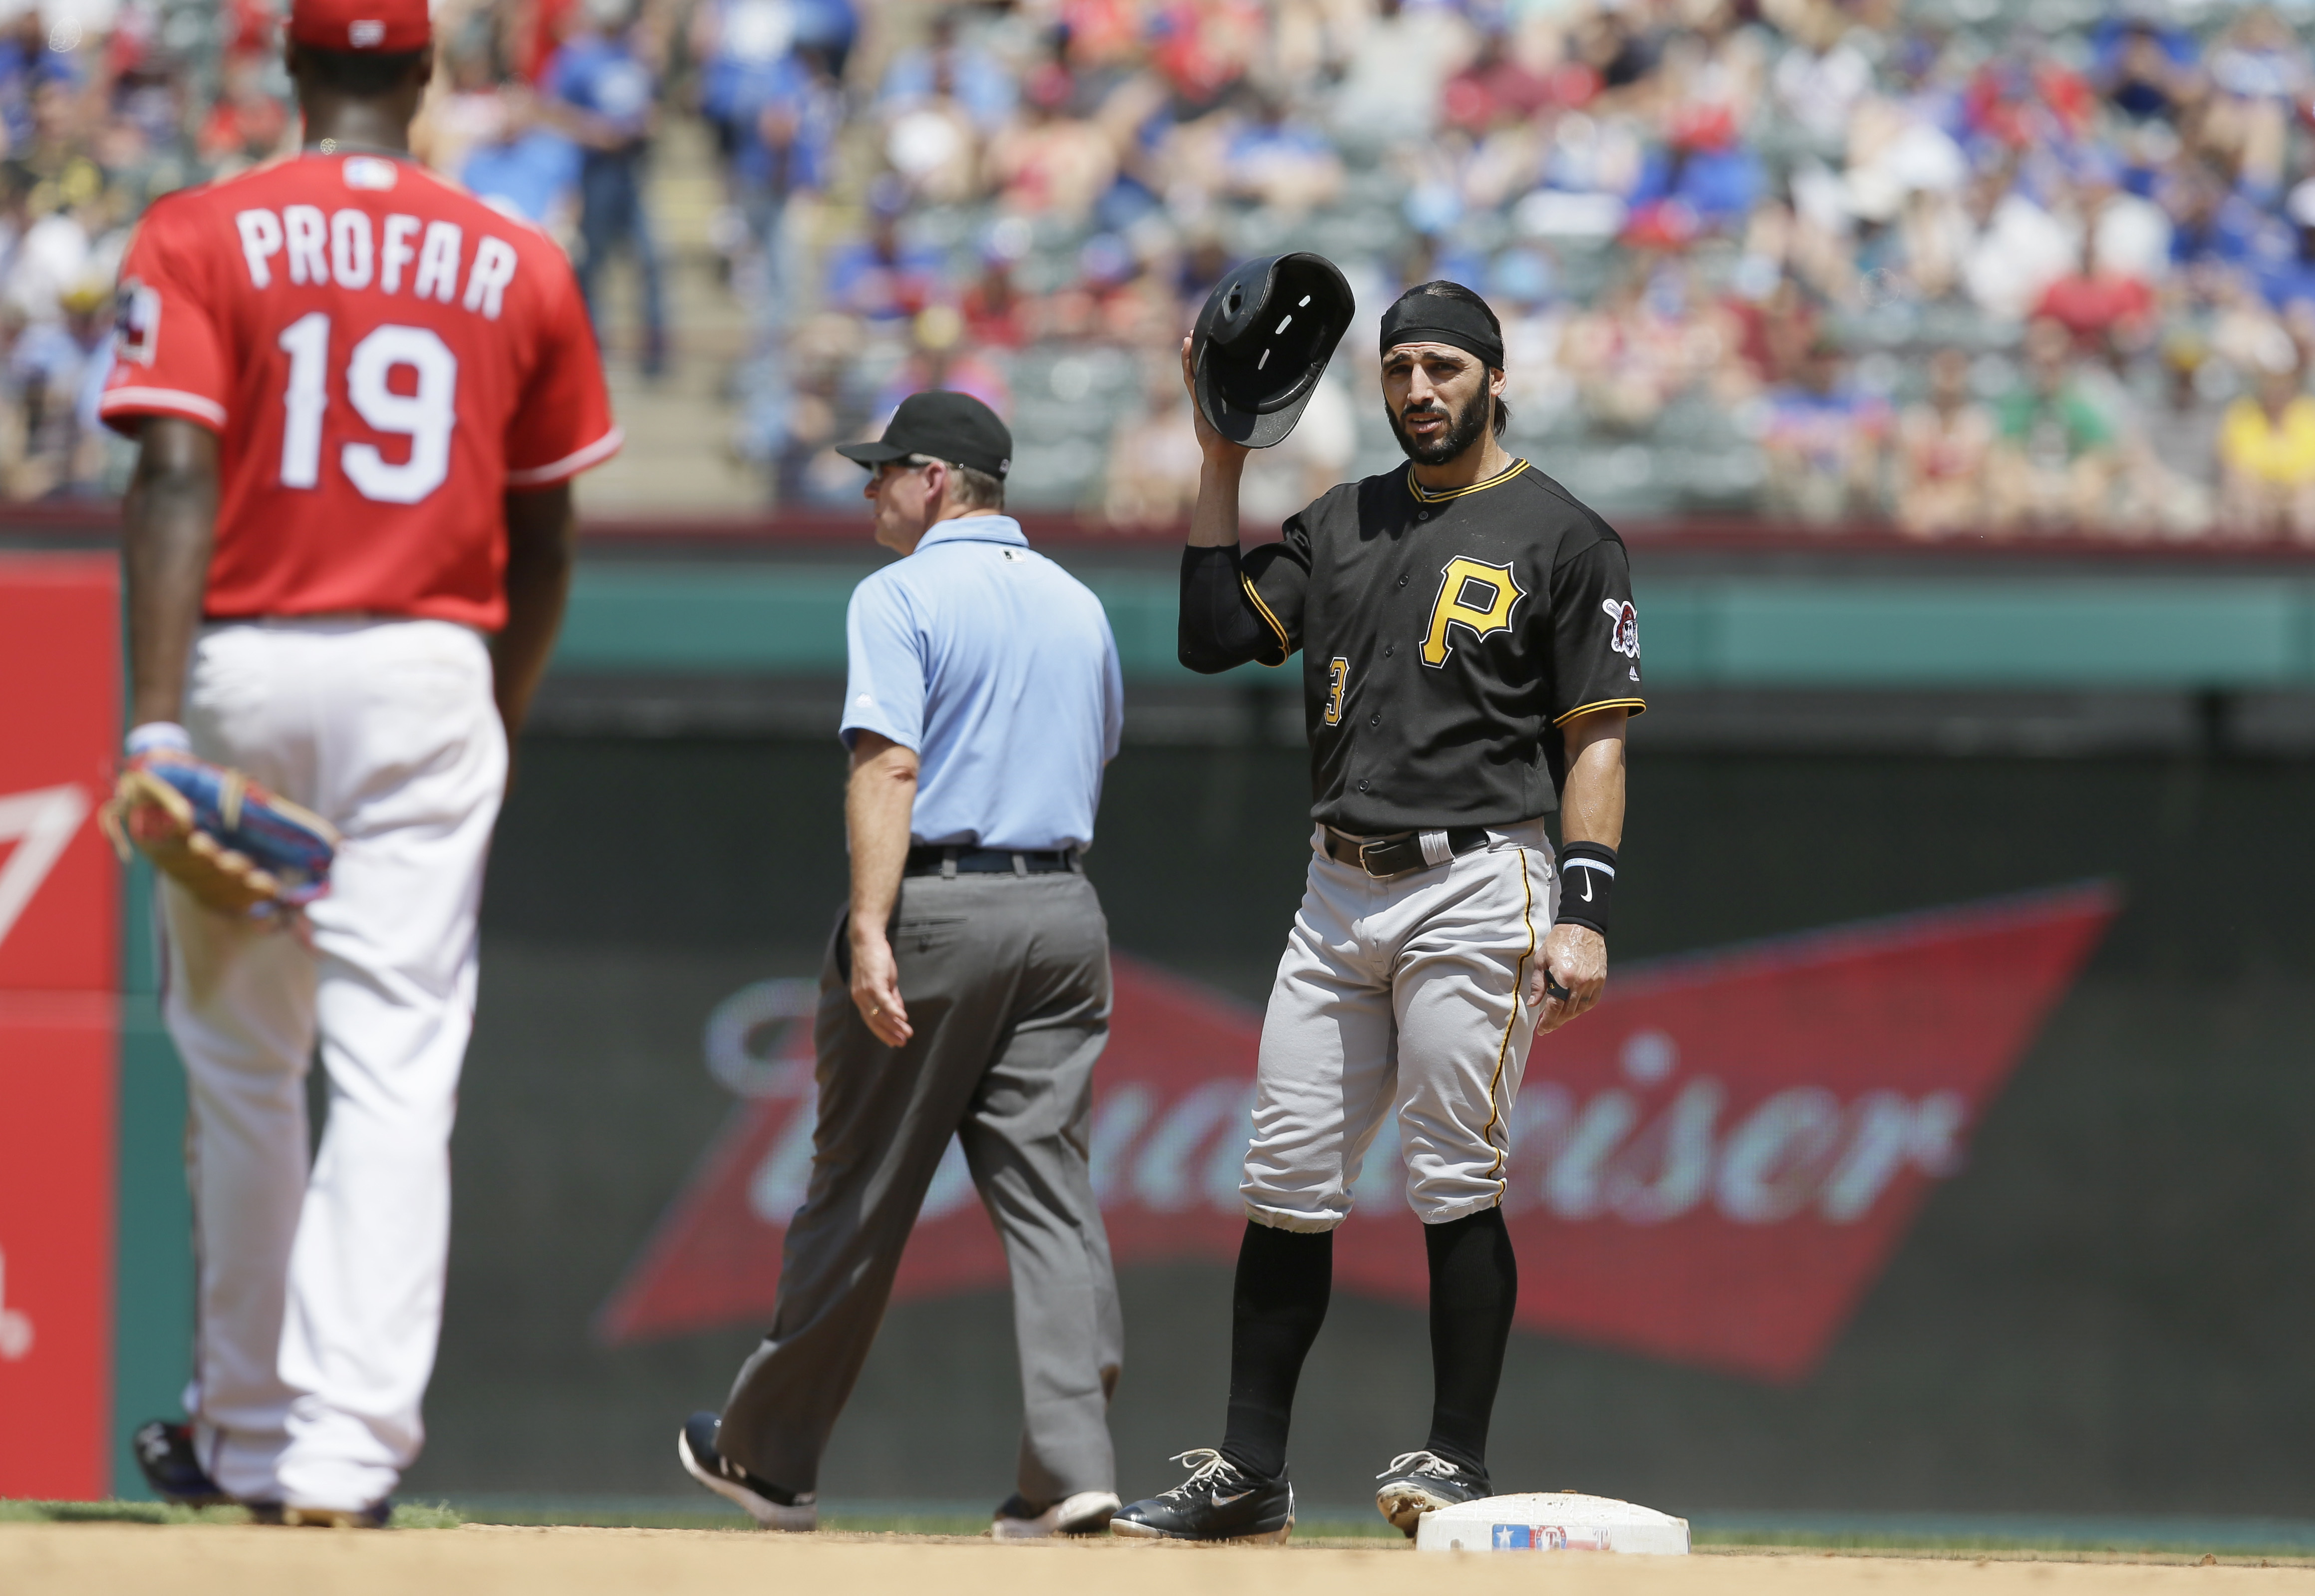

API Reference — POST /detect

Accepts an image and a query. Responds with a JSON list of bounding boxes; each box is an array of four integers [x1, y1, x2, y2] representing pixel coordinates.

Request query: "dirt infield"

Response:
[[3, 1524, 2314, 1596]]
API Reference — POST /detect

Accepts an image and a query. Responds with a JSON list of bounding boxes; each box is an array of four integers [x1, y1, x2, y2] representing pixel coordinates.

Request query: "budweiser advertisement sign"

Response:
[[599, 885, 2116, 1383]]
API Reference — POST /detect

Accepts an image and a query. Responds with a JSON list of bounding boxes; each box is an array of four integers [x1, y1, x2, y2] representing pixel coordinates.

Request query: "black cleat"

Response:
[[991, 1489, 1123, 1539], [1109, 1449, 1294, 1544], [132, 1420, 232, 1508], [1374, 1449, 1492, 1536], [677, 1410, 818, 1530]]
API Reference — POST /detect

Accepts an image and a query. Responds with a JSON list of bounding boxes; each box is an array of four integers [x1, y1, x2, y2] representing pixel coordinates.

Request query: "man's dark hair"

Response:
[[1398, 279, 1512, 437], [295, 45, 430, 96]]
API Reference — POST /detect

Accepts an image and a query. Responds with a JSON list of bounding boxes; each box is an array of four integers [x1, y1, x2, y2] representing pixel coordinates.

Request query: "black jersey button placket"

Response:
[[1383, 643, 1394, 657]]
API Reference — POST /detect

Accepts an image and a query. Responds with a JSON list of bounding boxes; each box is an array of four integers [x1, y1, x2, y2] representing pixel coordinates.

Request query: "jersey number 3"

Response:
[[278, 312, 458, 504], [1324, 657, 1348, 725]]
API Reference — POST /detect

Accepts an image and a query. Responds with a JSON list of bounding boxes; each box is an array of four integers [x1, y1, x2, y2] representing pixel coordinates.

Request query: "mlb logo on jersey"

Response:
[[342, 156, 399, 191]]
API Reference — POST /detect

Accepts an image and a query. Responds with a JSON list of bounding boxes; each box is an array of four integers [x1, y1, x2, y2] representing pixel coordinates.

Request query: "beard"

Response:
[[1387, 387, 1491, 466]]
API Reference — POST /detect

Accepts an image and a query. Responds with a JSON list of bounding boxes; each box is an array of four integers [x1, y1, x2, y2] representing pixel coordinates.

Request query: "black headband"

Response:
[[1380, 291, 1504, 369]]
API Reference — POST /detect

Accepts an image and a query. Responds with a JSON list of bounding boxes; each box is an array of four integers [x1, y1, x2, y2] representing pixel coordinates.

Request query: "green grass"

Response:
[[0, 1499, 463, 1530]]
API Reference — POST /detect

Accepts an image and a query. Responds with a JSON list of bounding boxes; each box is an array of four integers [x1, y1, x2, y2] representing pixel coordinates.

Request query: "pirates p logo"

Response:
[[1421, 556, 1526, 667]]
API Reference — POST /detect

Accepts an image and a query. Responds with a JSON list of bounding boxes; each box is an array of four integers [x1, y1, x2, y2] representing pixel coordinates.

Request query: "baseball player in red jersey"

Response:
[[103, 0, 618, 1525]]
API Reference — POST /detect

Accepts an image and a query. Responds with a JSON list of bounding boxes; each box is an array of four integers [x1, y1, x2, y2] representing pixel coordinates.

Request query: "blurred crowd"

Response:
[[20, 0, 2315, 537], [741, 0, 2315, 539]]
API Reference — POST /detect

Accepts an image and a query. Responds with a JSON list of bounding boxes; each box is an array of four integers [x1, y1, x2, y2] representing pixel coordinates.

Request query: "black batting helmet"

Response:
[[1189, 252, 1355, 449]]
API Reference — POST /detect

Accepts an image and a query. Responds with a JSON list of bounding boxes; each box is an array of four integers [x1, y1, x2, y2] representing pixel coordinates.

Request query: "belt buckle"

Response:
[[1356, 837, 1397, 878]]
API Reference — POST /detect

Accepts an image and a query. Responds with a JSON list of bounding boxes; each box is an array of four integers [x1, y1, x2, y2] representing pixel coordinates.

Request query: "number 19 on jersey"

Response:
[[278, 312, 458, 505]]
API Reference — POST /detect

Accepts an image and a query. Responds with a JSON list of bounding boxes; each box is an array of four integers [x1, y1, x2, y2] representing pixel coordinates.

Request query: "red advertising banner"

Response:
[[0, 554, 119, 993], [599, 886, 2116, 1384], [0, 552, 119, 1499], [0, 994, 116, 1499]]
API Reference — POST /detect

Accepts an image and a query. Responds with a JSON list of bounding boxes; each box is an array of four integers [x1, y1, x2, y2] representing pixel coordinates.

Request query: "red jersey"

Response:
[[101, 151, 619, 630]]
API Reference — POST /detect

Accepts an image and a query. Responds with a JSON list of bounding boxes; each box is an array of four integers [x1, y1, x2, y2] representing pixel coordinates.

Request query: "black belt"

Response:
[[1323, 825, 1490, 878], [905, 844, 1078, 877]]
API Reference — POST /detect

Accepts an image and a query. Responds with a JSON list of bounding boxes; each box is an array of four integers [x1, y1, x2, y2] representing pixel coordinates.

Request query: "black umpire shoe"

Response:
[[991, 1489, 1123, 1539], [1108, 1449, 1294, 1544], [132, 1420, 232, 1508], [1373, 1449, 1493, 1536], [677, 1411, 818, 1531]]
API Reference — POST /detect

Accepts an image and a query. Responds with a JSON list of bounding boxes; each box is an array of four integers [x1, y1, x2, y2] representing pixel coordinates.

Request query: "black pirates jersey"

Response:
[[1180, 456, 1644, 834]]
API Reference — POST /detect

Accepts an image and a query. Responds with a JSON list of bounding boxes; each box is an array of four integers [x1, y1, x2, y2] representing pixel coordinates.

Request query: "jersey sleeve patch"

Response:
[[1603, 598, 1639, 658]]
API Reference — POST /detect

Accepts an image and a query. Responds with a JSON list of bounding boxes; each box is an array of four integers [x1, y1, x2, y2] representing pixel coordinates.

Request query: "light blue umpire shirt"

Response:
[[840, 515, 1123, 852]]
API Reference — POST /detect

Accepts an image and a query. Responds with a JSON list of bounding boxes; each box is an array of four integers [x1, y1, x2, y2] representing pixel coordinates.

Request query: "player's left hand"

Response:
[[1532, 923, 1606, 1033], [849, 924, 914, 1048], [101, 755, 336, 922]]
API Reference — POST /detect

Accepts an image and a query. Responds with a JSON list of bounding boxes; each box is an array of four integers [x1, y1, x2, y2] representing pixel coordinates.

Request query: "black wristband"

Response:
[[1556, 841, 1617, 936]]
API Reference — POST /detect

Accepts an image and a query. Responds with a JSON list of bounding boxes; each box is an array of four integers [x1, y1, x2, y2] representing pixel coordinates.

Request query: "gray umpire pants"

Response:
[[717, 867, 1122, 1503]]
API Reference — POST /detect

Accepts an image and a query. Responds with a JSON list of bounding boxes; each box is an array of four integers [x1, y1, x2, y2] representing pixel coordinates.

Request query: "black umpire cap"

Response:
[[836, 390, 1013, 479], [1190, 252, 1355, 449]]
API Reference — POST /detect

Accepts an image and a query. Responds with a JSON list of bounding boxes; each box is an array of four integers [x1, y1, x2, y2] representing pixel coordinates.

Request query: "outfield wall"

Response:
[[371, 734, 2315, 1517], [34, 533, 2308, 1515]]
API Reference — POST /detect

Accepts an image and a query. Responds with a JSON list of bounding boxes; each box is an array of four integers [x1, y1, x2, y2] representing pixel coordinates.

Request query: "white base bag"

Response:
[[1414, 1492, 1692, 1555]]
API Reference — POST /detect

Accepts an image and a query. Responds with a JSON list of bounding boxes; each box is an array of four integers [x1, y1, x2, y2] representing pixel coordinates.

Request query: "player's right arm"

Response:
[[1181, 334, 1250, 550], [1176, 333, 1309, 673], [105, 201, 229, 741], [122, 418, 220, 734]]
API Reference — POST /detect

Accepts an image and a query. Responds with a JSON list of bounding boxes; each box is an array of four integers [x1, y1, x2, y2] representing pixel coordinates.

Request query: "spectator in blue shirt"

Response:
[[823, 186, 945, 322], [545, 0, 667, 376], [460, 87, 584, 232]]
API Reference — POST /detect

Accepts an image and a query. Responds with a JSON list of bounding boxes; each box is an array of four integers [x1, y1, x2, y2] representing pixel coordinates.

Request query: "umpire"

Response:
[[679, 392, 1128, 1539]]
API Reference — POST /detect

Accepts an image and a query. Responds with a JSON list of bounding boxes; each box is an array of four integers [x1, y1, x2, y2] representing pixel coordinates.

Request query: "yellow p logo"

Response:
[[1421, 556, 1526, 667]]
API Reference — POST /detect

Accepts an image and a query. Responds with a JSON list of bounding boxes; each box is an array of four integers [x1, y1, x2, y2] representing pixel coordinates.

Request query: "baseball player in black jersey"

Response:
[[1110, 280, 1642, 1544]]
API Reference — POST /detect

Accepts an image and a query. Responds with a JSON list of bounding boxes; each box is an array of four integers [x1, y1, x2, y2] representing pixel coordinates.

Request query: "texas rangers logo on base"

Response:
[[1602, 598, 1639, 659]]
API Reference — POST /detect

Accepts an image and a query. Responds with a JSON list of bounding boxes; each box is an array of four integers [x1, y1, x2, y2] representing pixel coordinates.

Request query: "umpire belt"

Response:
[[1323, 825, 1490, 879], [905, 844, 1079, 877]]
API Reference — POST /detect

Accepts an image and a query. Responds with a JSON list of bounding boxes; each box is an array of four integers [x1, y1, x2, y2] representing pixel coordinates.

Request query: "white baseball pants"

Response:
[[1241, 820, 1559, 1231], [159, 617, 505, 1511]]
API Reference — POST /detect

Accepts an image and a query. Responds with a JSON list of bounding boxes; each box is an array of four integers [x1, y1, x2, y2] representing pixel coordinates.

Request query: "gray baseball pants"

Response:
[[1242, 818, 1560, 1231], [717, 868, 1122, 1503]]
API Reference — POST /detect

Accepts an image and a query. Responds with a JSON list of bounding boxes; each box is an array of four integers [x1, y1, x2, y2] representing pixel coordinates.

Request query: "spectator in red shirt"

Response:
[[2033, 227, 2155, 353]]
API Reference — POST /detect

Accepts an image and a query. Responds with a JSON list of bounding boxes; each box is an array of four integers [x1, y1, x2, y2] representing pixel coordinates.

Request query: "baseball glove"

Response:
[[100, 757, 340, 920]]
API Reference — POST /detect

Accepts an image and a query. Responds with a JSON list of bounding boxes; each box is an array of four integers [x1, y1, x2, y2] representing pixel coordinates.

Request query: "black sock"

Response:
[[1218, 1221, 1332, 1482], [1423, 1206, 1518, 1473]]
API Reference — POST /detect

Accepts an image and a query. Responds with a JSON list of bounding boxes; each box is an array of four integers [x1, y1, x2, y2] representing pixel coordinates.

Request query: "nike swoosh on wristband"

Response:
[[1580, 875, 1594, 901]]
